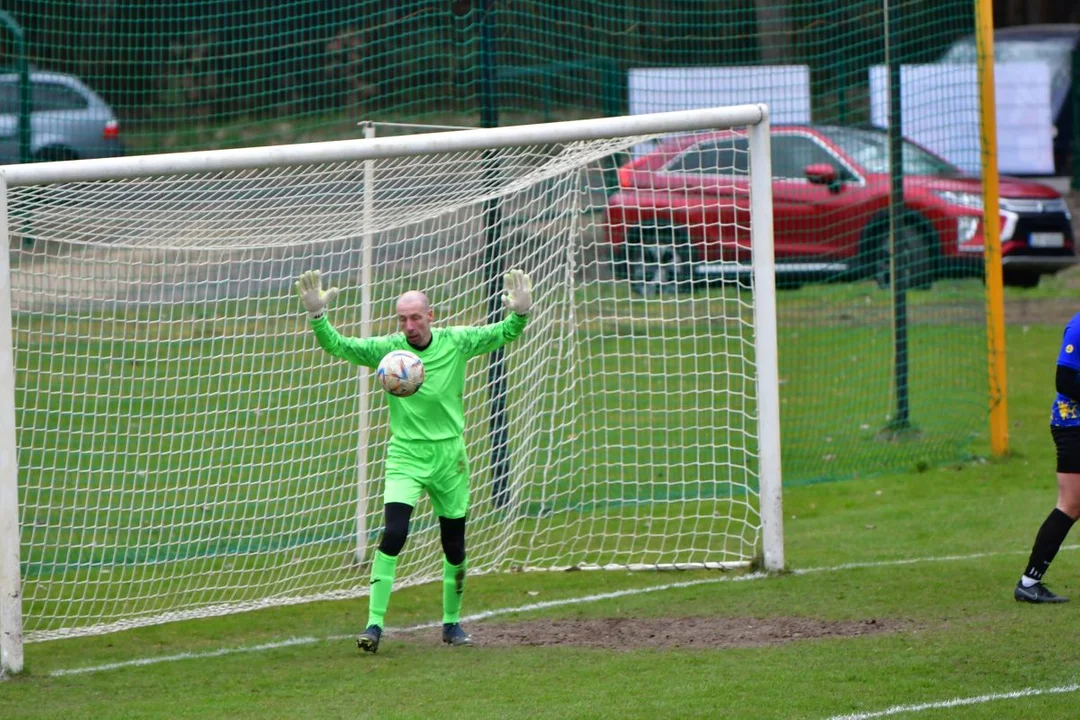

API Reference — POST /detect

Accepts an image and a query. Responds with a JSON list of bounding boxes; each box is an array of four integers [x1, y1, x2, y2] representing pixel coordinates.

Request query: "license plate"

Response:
[[1030, 232, 1064, 248]]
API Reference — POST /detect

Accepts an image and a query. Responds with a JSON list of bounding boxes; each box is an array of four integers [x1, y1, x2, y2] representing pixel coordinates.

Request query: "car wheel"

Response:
[[861, 213, 936, 291], [624, 230, 695, 296]]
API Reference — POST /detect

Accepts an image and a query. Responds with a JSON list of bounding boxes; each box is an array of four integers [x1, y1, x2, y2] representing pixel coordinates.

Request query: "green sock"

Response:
[[442, 556, 467, 624], [367, 550, 398, 628]]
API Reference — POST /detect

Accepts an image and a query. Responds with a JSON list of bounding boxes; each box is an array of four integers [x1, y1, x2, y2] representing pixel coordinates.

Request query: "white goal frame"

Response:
[[0, 104, 781, 676]]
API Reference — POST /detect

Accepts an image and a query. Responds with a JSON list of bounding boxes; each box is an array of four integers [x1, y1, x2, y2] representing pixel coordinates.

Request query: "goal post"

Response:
[[748, 121, 783, 573], [0, 104, 781, 672], [0, 176, 25, 676]]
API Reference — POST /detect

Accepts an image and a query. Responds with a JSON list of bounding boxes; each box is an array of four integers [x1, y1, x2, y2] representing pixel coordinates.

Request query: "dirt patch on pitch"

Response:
[[409, 616, 908, 650]]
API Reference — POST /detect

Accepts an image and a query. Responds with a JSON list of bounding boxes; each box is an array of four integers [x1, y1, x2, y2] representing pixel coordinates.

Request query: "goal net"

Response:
[[0, 106, 781, 662]]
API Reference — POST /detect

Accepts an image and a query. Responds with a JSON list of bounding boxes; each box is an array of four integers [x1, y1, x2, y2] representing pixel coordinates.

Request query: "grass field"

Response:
[[3, 282, 1080, 719]]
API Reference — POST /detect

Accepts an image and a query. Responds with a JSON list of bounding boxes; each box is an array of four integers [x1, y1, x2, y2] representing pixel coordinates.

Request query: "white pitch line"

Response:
[[50, 636, 319, 677], [823, 682, 1080, 719], [47, 544, 1078, 678]]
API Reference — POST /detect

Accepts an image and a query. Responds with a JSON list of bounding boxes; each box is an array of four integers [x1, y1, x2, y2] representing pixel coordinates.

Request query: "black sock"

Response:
[[1023, 508, 1076, 581]]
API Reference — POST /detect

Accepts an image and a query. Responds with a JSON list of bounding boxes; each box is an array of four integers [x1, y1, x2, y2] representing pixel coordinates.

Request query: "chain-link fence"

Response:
[[4, 0, 1074, 485]]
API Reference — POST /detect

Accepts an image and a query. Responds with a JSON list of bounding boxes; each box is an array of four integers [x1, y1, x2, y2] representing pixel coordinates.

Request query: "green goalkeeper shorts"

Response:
[[384, 436, 470, 519]]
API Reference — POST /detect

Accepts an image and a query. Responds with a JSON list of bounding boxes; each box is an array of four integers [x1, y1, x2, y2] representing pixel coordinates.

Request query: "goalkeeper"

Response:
[[295, 268, 532, 652]]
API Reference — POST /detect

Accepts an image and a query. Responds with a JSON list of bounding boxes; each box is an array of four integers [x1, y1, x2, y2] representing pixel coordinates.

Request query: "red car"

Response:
[[606, 124, 1076, 293]]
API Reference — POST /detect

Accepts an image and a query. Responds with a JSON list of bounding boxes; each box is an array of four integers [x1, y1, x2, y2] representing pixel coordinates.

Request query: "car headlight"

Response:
[[952, 211, 1018, 244], [933, 190, 984, 210], [957, 217, 979, 245]]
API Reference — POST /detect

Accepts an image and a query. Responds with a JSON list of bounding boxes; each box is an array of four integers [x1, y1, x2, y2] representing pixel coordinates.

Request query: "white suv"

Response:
[[0, 71, 124, 163]]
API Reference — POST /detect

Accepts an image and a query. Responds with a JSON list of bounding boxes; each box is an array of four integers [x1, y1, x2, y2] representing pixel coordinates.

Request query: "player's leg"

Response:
[[369, 503, 415, 622], [359, 443, 427, 652], [428, 439, 473, 646], [1016, 427, 1080, 603], [439, 516, 468, 632], [358, 501, 416, 652]]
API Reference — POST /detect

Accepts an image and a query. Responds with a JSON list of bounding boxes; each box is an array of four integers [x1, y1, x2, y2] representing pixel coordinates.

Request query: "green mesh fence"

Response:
[[1, 0, 1008, 491]]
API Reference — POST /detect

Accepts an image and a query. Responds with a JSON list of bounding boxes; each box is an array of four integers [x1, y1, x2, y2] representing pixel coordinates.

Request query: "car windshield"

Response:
[[824, 127, 962, 177], [941, 37, 1074, 112]]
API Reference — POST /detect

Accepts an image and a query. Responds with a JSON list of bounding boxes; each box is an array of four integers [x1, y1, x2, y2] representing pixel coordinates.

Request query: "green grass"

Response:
[[6, 434, 1080, 720], [4, 282, 1078, 718]]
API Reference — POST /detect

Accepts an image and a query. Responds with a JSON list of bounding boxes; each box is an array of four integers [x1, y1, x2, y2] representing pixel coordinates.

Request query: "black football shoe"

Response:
[[441, 622, 474, 646], [356, 624, 383, 652], [1014, 582, 1069, 604]]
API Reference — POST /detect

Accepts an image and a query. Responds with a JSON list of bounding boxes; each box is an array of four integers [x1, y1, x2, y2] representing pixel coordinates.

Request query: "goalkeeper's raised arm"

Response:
[[294, 269, 394, 368], [446, 269, 532, 358]]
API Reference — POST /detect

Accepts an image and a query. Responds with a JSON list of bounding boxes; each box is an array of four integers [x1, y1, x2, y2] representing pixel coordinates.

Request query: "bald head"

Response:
[[396, 290, 435, 349], [397, 290, 430, 313]]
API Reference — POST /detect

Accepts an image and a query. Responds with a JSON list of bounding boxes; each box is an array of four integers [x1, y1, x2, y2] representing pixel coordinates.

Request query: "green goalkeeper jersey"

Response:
[[310, 313, 529, 442]]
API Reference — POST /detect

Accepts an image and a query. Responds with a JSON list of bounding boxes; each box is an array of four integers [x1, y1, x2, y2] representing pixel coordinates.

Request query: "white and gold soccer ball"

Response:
[[376, 350, 425, 397]]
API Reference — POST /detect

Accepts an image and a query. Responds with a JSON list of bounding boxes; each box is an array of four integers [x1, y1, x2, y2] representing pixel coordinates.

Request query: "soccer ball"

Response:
[[377, 350, 425, 397]]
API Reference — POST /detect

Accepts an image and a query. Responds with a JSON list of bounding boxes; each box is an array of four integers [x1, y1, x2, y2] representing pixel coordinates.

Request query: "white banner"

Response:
[[869, 63, 1054, 176], [629, 66, 811, 121], [628, 66, 811, 156]]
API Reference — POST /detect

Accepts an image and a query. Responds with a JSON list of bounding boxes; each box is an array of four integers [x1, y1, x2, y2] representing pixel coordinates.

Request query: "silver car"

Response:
[[0, 71, 124, 163]]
